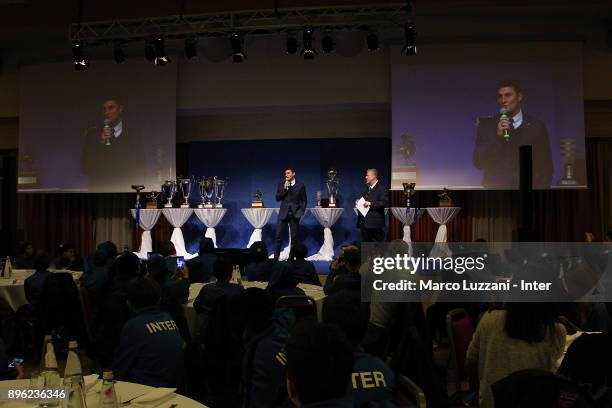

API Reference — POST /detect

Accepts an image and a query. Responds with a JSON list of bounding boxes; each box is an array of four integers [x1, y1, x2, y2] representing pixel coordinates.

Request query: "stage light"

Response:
[[231, 32, 246, 63], [144, 39, 156, 62], [401, 23, 417, 56], [286, 36, 298, 55], [321, 33, 334, 54], [301, 27, 317, 60], [72, 40, 89, 71], [113, 43, 126, 64], [153, 37, 171, 66], [185, 35, 198, 59], [366, 33, 380, 51]]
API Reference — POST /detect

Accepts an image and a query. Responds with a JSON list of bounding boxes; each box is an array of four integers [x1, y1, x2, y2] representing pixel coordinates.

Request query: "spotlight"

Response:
[[144, 39, 156, 62], [113, 43, 126, 64], [301, 27, 317, 60], [401, 23, 417, 56], [230, 32, 246, 63], [321, 33, 334, 54], [286, 36, 298, 55], [185, 36, 198, 59], [366, 33, 380, 51], [153, 37, 171, 66], [72, 40, 89, 71]]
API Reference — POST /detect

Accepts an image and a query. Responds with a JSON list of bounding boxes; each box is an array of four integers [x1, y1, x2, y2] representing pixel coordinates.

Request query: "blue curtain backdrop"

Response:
[[182, 138, 390, 256]]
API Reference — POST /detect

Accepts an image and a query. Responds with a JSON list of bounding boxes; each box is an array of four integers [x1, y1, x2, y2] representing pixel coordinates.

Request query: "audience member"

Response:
[[158, 240, 177, 258], [24, 253, 52, 309], [559, 302, 612, 408], [285, 322, 354, 407], [324, 246, 362, 295], [246, 242, 273, 281], [52, 243, 84, 271], [14, 241, 35, 269], [186, 237, 216, 283], [97, 241, 118, 265], [322, 291, 395, 407], [467, 303, 566, 408], [80, 249, 110, 294], [266, 263, 305, 303], [112, 277, 184, 387], [288, 243, 321, 286]]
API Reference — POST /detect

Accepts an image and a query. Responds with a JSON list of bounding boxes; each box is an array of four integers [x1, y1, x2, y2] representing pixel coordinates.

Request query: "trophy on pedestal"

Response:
[[131, 185, 145, 208], [402, 182, 416, 208], [326, 168, 339, 208], [438, 188, 453, 207], [179, 178, 192, 208], [161, 180, 176, 208], [213, 176, 226, 208], [316, 191, 322, 208], [198, 178, 215, 209], [146, 191, 159, 209], [559, 138, 578, 186], [251, 190, 264, 208]]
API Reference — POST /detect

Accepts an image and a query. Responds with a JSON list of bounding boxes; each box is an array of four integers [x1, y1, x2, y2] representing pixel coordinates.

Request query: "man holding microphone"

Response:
[[274, 167, 307, 260]]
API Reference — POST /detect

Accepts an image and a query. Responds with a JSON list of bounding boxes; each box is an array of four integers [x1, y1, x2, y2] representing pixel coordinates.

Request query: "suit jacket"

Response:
[[357, 181, 389, 229], [276, 180, 307, 221], [472, 113, 553, 189]]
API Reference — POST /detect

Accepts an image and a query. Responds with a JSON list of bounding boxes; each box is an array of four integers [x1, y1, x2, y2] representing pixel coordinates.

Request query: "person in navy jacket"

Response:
[[274, 167, 307, 260], [112, 277, 183, 388], [24, 253, 52, 310]]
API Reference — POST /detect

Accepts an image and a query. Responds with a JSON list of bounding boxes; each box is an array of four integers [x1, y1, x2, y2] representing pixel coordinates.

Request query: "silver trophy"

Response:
[[213, 176, 226, 208], [326, 168, 339, 208], [198, 177, 215, 209], [161, 180, 176, 208], [316, 191, 322, 207], [402, 182, 416, 207], [179, 178, 192, 208], [559, 139, 577, 186]]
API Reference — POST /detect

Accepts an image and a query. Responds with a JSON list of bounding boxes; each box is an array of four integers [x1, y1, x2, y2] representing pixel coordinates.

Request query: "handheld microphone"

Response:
[[284, 177, 290, 190], [499, 108, 510, 142], [103, 119, 113, 147]]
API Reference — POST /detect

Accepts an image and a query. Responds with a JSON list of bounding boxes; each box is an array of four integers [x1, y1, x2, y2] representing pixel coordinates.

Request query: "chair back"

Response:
[[446, 308, 473, 387], [275, 295, 317, 322], [394, 375, 427, 408]]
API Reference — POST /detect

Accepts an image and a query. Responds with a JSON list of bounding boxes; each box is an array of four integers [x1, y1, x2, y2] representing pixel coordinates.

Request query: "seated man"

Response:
[[246, 242, 273, 281], [24, 253, 52, 309], [52, 243, 84, 271], [286, 322, 354, 407], [288, 243, 321, 286], [186, 237, 216, 283], [112, 277, 184, 388], [324, 246, 362, 295], [322, 291, 396, 407]]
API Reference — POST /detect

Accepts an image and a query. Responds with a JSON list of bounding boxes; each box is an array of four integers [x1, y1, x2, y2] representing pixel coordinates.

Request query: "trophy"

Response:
[[402, 182, 416, 208], [161, 180, 176, 208], [316, 191, 322, 207], [251, 190, 264, 208], [213, 176, 226, 208], [438, 187, 452, 207], [146, 191, 159, 209], [559, 139, 577, 186], [326, 168, 339, 208], [198, 178, 215, 209], [392, 133, 419, 189], [131, 185, 145, 208], [178, 178, 192, 208]]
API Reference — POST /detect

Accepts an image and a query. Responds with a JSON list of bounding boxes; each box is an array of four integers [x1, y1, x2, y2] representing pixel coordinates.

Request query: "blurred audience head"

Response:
[[127, 277, 161, 311], [199, 237, 215, 255], [33, 252, 50, 272], [249, 241, 269, 262], [343, 246, 361, 271], [504, 302, 559, 343], [158, 241, 177, 258], [290, 243, 308, 261], [92, 249, 108, 268], [267, 263, 298, 291], [58, 243, 75, 259], [322, 290, 369, 347], [213, 257, 233, 282], [148, 254, 171, 282], [18, 241, 34, 256], [286, 322, 353, 406], [114, 252, 141, 277], [97, 241, 118, 260]]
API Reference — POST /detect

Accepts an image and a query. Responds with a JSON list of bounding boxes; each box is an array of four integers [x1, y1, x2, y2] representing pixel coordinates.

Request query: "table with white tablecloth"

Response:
[[241, 208, 278, 248], [162, 208, 197, 259], [0, 270, 82, 311], [130, 209, 162, 259], [193, 208, 228, 248], [306, 207, 344, 261], [183, 281, 325, 341]]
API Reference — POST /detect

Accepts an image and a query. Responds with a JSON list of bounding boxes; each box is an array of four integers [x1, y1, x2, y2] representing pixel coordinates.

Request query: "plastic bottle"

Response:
[[41, 337, 60, 387], [98, 371, 119, 408], [63, 376, 87, 408], [64, 340, 84, 387]]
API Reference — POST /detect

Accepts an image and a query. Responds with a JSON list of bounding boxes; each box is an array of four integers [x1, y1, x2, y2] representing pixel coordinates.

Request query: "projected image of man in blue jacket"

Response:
[[111, 277, 184, 388]]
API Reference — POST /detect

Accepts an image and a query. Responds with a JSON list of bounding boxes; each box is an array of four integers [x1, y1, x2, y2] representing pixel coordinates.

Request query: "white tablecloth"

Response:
[[426, 206, 461, 242], [306, 208, 345, 261], [241, 208, 278, 248], [130, 209, 162, 259], [0, 270, 82, 311], [390, 207, 425, 244], [193, 208, 228, 248], [0, 379, 207, 408], [162, 208, 197, 259], [184, 281, 325, 341]]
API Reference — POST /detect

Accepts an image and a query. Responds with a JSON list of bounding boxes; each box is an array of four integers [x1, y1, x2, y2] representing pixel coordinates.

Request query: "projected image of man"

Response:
[[81, 98, 146, 191], [472, 80, 553, 189]]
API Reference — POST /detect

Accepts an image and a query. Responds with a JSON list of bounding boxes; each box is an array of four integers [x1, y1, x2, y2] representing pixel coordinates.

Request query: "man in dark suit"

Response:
[[80, 98, 146, 191], [274, 167, 307, 260], [357, 169, 388, 242], [472, 80, 553, 189]]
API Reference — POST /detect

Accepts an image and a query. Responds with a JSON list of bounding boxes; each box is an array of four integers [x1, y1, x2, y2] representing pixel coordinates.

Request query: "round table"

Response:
[[193, 208, 228, 248], [0, 270, 82, 311], [162, 208, 197, 259], [130, 209, 162, 259], [390, 207, 425, 244], [306, 207, 344, 261], [426, 206, 461, 258], [241, 208, 278, 248], [0, 378, 207, 408]]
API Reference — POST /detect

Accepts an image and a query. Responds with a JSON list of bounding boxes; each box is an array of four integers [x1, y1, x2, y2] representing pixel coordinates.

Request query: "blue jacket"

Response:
[[288, 259, 321, 286], [24, 270, 52, 308], [112, 306, 184, 387], [350, 349, 396, 407], [193, 281, 244, 335], [80, 265, 109, 293], [276, 180, 307, 221], [323, 271, 361, 295], [186, 253, 216, 283]]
